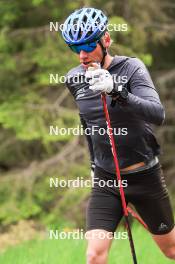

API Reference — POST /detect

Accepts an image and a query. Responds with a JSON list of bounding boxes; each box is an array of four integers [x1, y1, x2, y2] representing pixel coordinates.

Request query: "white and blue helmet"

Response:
[[62, 7, 108, 45]]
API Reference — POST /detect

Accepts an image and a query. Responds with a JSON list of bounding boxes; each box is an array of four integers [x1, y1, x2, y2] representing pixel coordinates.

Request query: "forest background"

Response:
[[0, 0, 174, 252]]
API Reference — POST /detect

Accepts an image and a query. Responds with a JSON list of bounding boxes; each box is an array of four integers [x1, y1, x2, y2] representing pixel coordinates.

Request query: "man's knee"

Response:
[[153, 227, 175, 260], [86, 229, 112, 263], [86, 248, 107, 264], [163, 246, 175, 260]]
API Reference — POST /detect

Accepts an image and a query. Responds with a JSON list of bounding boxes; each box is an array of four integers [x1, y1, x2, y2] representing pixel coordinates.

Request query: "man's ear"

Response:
[[102, 32, 111, 48]]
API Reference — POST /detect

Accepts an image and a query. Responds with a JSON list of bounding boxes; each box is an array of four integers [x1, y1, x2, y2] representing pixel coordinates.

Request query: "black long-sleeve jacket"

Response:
[[66, 56, 165, 173]]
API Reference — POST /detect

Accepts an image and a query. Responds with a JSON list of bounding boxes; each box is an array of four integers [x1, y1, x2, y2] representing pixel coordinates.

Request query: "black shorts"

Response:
[[86, 163, 174, 235]]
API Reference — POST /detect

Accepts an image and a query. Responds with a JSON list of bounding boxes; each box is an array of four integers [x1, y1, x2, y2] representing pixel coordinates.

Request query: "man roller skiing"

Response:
[[61, 7, 175, 264]]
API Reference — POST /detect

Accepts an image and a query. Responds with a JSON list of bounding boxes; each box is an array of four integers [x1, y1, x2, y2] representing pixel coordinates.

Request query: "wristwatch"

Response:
[[108, 82, 128, 107]]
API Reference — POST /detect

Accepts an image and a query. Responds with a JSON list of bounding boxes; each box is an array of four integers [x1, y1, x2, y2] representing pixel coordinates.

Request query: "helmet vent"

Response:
[[92, 12, 96, 19], [83, 15, 87, 23]]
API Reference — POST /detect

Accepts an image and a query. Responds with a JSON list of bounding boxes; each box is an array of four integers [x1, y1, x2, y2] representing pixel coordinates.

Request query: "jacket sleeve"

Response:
[[124, 59, 165, 125], [79, 113, 95, 167]]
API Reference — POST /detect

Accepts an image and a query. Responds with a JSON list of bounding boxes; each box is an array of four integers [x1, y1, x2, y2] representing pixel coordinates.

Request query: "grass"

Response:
[[0, 224, 174, 264]]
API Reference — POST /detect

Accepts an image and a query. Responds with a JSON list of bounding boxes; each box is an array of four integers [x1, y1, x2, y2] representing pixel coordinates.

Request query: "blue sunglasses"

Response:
[[68, 40, 99, 54]]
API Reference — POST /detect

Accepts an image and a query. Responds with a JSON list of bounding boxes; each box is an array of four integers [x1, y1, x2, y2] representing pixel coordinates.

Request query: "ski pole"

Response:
[[101, 93, 138, 264], [127, 206, 148, 230]]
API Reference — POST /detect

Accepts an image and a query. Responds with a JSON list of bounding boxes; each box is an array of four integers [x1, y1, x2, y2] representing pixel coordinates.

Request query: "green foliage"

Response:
[[0, 161, 90, 228]]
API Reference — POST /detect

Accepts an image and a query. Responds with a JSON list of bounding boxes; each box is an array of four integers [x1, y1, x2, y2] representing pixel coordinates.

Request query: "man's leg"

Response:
[[133, 196, 175, 260], [152, 227, 175, 259], [127, 164, 175, 259], [85, 166, 124, 264], [85, 229, 113, 264]]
